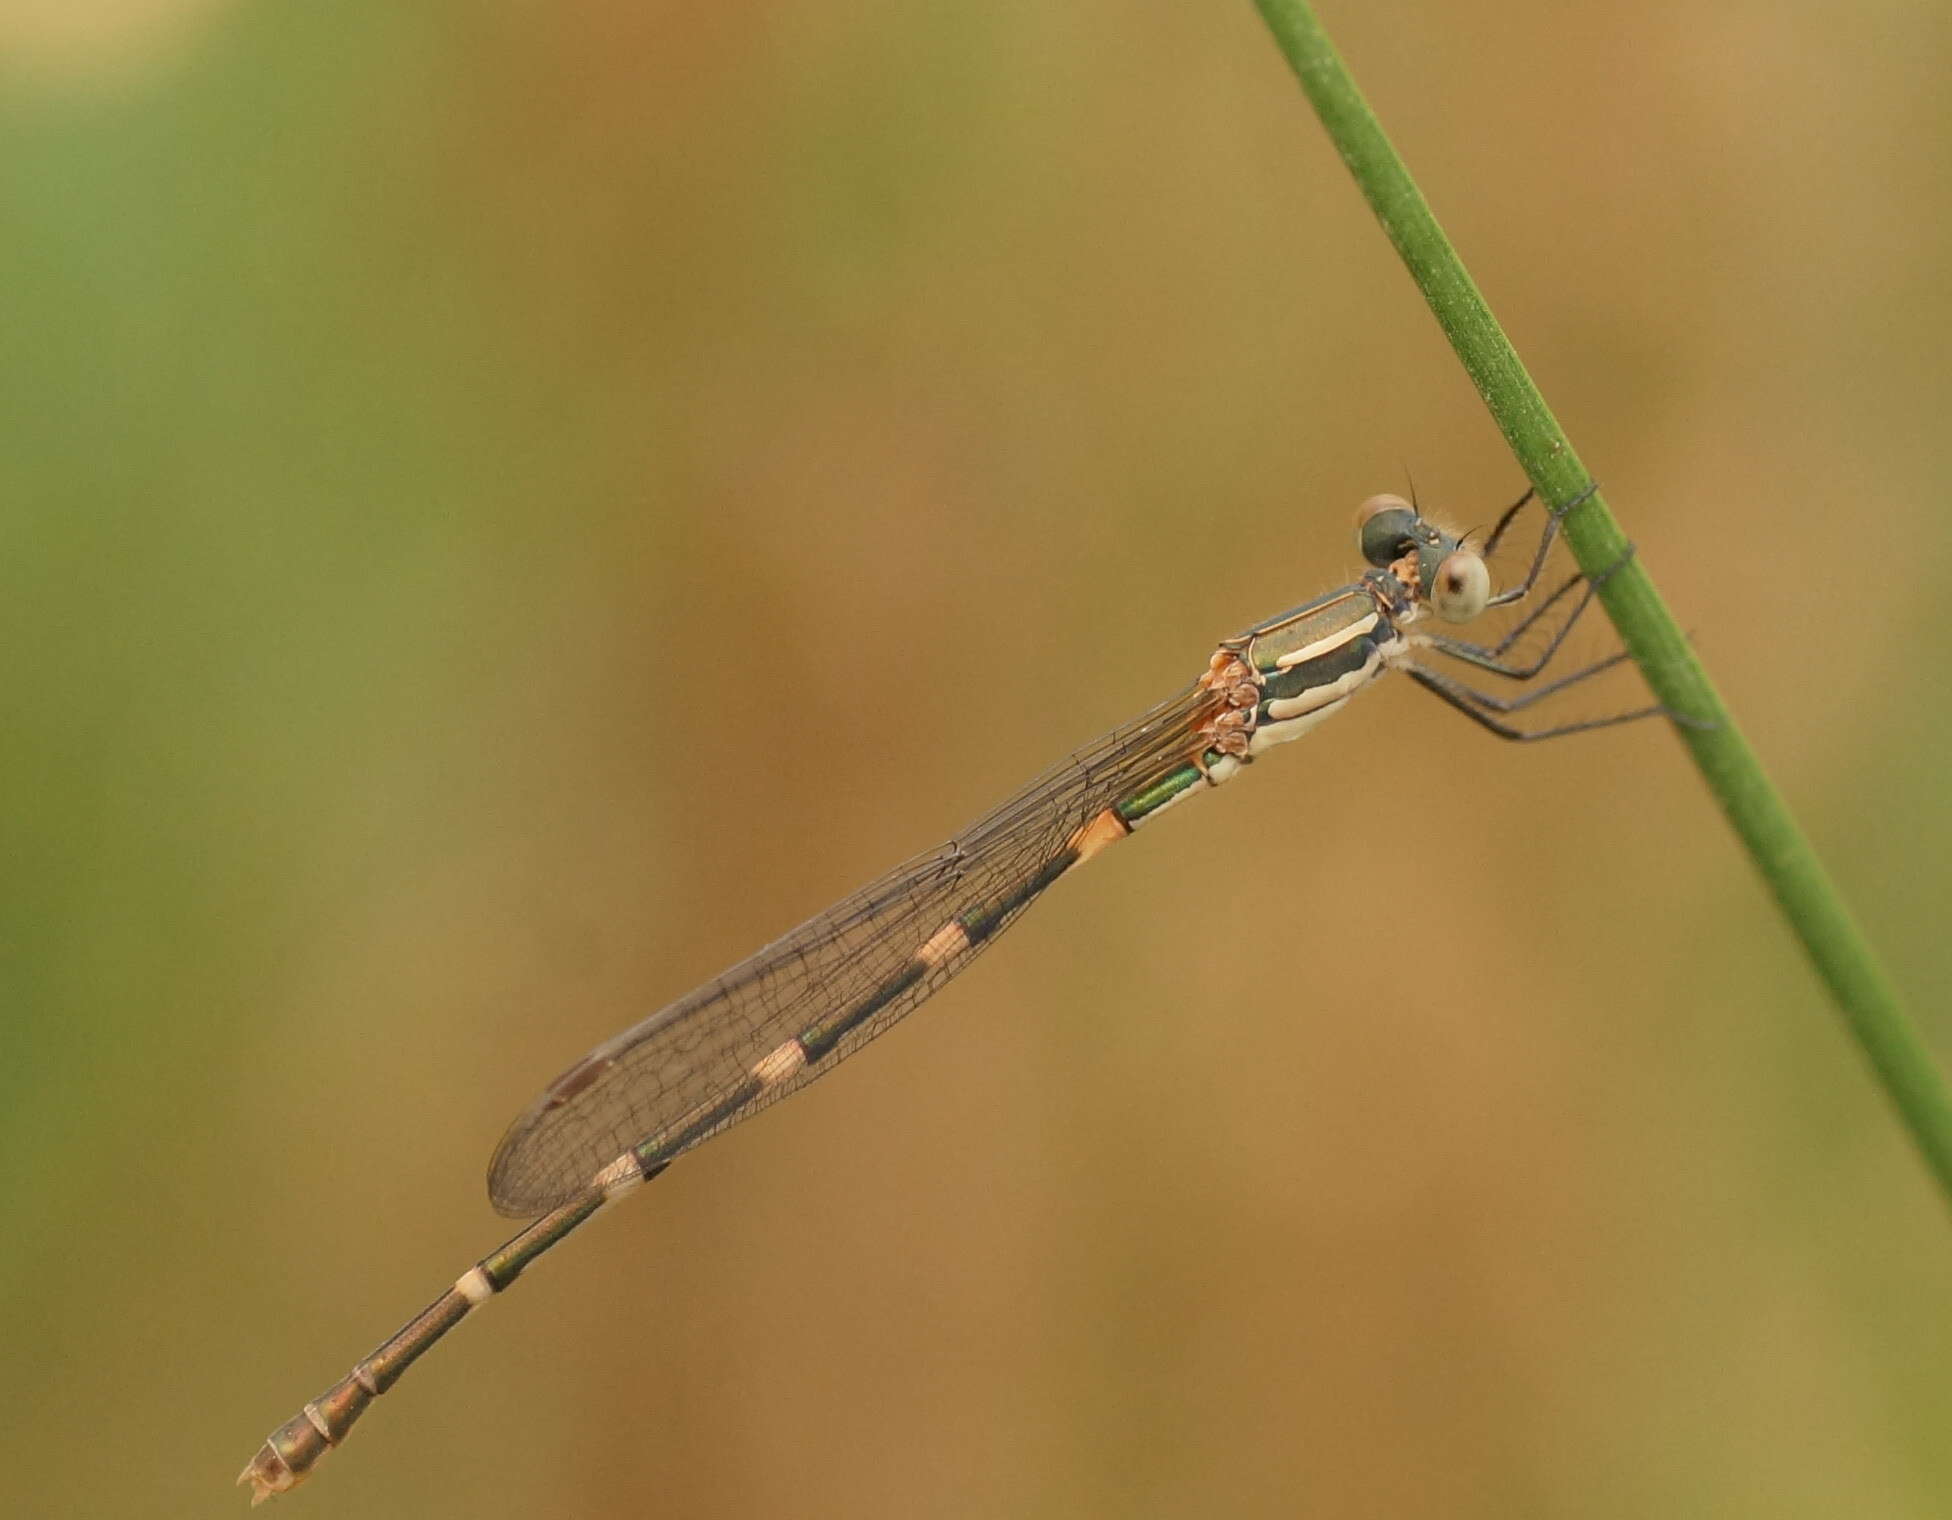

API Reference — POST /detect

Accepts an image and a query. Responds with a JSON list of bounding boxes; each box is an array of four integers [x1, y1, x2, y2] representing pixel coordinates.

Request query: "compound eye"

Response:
[[1431, 549, 1491, 623], [1356, 494, 1417, 567]]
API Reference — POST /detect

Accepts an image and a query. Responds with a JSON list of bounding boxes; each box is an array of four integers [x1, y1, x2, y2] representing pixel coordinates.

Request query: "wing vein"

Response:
[[487, 681, 1214, 1214]]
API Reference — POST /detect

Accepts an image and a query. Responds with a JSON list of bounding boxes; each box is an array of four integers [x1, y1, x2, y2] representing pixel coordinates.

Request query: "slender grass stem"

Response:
[[1251, 0, 1952, 1209]]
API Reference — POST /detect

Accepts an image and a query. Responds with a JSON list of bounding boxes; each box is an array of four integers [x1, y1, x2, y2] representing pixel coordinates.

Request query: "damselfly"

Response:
[[241, 488, 1675, 1502]]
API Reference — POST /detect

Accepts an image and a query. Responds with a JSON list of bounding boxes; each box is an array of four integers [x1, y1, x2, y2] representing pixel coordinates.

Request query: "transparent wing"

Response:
[[488, 682, 1217, 1214]]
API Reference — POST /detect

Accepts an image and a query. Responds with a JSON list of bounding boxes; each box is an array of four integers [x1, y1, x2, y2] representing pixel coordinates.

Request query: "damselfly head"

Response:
[[1356, 494, 1490, 623]]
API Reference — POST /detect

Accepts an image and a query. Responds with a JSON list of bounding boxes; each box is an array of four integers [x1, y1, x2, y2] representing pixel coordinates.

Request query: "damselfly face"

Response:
[[1356, 492, 1491, 624]]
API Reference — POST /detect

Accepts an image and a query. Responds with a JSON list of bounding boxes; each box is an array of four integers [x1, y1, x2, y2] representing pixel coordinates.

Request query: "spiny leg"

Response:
[[1478, 484, 1538, 559], [1404, 659, 1674, 743], [1421, 570, 1592, 678], [1418, 647, 1634, 716], [1481, 479, 1601, 611], [1423, 538, 1638, 681], [1402, 530, 1696, 740]]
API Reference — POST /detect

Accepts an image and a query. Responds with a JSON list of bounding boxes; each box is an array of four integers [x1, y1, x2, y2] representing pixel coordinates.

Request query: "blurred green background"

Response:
[[5, 3, 1950, 1517]]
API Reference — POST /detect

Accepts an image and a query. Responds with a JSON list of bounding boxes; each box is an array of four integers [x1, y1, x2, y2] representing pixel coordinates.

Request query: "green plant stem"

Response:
[[1251, 0, 1952, 1208]]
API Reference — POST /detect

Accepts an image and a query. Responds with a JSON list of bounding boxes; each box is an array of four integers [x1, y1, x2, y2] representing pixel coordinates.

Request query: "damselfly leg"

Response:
[[1405, 487, 1678, 742]]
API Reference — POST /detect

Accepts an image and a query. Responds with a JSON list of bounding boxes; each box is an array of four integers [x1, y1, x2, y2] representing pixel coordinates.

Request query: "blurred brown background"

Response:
[[4, 3, 1949, 1517]]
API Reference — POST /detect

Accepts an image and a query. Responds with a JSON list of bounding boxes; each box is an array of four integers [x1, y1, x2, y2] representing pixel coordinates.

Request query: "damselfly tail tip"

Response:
[[237, 1447, 295, 1506]]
